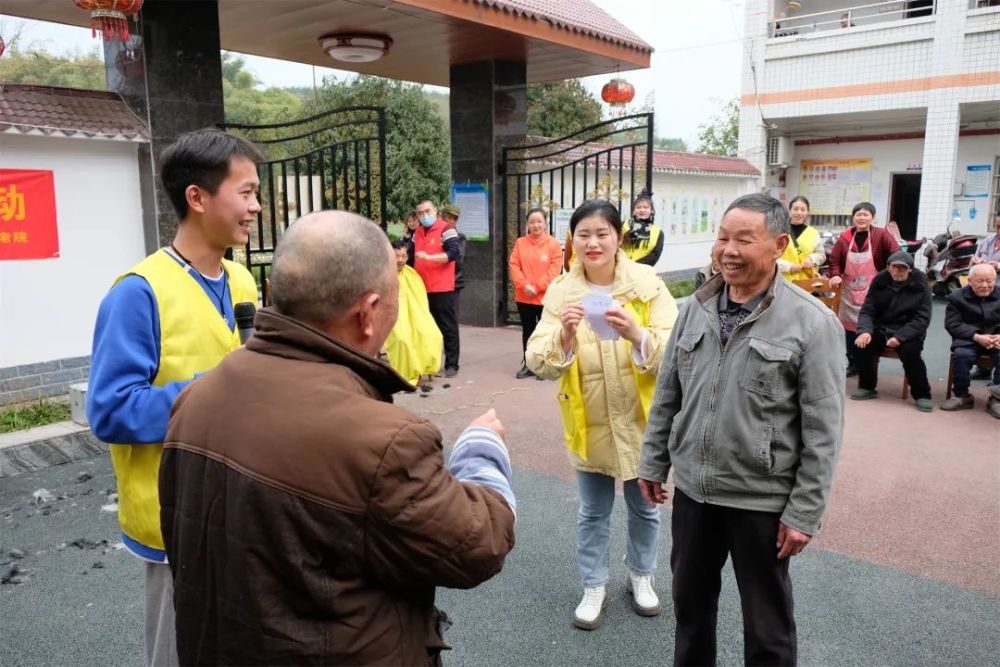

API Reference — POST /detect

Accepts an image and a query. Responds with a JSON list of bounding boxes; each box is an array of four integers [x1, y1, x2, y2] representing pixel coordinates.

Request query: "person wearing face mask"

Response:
[[509, 208, 562, 379], [526, 199, 678, 631], [413, 199, 462, 377], [827, 202, 900, 376], [778, 196, 825, 281], [621, 190, 664, 268], [851, 251, 934, 412]]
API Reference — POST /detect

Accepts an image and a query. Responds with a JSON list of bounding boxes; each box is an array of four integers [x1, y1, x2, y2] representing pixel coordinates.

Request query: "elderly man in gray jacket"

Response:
[[639, 193, 845, 667]]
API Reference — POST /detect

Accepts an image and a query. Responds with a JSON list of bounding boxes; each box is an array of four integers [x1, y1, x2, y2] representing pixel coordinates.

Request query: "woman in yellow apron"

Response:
[[778, 196, 825, 282], [526, 199, 678, 631]]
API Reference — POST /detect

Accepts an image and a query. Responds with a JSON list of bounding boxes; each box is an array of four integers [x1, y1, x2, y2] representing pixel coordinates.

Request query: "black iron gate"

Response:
[[500, 112, 654, 323], [220, 106, 387, 304]]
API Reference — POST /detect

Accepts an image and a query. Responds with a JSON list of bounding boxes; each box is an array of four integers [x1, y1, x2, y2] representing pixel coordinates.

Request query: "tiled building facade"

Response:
[[739, 0, 1000, 242]]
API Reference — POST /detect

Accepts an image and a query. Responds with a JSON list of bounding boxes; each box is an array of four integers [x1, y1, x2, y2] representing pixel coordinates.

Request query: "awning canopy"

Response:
[[5, 0, 652, 85]]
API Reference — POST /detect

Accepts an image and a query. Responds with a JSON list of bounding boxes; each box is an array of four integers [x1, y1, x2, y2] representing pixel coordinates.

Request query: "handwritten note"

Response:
[[582, 293, 619, 341]]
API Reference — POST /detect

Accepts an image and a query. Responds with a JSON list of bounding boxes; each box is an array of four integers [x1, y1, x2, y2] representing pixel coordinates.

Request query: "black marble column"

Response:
[[449, 61, 527, 327], [104, 0, 225, 250]]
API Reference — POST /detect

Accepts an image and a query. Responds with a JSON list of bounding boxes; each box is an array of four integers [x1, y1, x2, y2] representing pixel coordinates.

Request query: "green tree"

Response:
[[527, 79, 602, 138], [655, 137, 688, 152], [696, 98, 739, 157], [304, 75, 451, 222], [220, 53, 302, 126], [0, 47, 106, 90]]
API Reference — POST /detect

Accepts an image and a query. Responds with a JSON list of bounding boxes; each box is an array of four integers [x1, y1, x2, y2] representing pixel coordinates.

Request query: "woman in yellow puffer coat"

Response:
[[526, 199, 677, 631]]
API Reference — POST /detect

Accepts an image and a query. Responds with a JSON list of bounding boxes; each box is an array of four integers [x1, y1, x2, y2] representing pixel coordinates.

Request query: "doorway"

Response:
[[889, 172, 922, 239]]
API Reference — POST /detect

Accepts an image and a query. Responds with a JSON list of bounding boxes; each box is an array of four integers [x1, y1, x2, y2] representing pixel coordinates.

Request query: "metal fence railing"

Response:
[[771, 0, 936, 37], [219, 107, 387, 303]]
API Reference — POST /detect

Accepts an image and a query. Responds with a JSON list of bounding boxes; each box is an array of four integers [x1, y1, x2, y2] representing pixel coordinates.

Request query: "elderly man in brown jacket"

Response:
[[159, 211, 516, 666]]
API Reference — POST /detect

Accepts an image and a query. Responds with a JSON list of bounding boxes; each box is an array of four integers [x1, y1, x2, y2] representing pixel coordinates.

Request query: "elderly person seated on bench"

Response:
[[941, 263, 1000, 419], [852, 251, 934, 412]]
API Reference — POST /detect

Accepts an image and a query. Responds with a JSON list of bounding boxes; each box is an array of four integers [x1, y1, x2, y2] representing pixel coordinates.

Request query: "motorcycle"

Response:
[[925, 220, 979, 297]]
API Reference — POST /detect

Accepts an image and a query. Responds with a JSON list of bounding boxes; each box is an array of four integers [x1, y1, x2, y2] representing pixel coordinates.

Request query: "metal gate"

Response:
[[500, 113, 654, 323], [220, 106, 387, 304]]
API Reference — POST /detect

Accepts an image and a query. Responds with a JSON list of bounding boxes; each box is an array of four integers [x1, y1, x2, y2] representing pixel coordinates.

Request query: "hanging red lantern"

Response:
[[601, 78, 635, 107], [73, 0, 144, 42]]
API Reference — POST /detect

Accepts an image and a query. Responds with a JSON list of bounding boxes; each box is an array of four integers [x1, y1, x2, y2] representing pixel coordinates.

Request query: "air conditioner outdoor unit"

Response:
[[767, 136, 793, 167]]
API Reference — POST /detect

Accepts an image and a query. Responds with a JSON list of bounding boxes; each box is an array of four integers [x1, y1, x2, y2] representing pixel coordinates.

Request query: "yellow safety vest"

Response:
[[108, 249, 258, 554], [557, 298, 658, 462], [780, 225, 821, 281], [621, 222, 663, 264]]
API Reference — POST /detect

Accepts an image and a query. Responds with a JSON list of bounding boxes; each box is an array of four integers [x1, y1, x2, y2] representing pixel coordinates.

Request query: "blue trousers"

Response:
[[951, 346, 1000, 397], [575, 470, 660, 587]]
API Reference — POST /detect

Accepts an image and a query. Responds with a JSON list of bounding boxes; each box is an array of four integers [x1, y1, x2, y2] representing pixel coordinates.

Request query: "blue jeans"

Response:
[[575, 470, 660, 587], [951, 346, 1000, 397]]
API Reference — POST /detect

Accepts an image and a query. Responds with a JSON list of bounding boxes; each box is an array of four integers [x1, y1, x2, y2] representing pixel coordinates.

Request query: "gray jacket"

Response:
[[639, 272, 845, 535]]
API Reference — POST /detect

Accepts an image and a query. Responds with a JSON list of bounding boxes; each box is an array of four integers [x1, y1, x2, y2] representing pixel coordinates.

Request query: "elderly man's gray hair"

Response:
[[269, 211, 392, 324], [724, 193, 791, 237], [970, 263, 997, 279]]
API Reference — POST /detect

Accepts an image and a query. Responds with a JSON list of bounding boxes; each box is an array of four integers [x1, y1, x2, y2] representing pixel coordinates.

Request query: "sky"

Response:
[[0, 0, 746, 147]]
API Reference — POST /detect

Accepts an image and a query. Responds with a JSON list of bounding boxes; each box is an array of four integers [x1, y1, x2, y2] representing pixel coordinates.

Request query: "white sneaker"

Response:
[[626, 573, 661, 616], [572, 586, 606, 630]]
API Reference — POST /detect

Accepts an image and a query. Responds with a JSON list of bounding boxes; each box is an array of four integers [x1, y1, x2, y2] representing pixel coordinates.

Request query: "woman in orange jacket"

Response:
[[509, 207, 563, 378]]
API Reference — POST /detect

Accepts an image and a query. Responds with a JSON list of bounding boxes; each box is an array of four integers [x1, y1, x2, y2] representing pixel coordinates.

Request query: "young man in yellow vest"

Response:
[[86, 129, 263, 666]]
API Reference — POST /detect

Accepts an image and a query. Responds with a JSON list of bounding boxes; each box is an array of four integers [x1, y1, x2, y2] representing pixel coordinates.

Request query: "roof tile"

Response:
[[0, 84, 149, 141], [471, 0, 652, 52]]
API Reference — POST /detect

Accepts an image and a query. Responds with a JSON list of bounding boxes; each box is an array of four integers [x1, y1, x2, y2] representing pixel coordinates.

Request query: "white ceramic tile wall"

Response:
[[740, 0, 1000, 236]]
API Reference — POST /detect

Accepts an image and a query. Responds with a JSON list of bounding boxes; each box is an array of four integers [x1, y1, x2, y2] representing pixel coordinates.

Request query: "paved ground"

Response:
[[2, 309, 997, 666]]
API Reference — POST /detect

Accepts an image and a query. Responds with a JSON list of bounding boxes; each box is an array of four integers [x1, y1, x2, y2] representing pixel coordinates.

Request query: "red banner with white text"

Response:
[[0, 169, 60, 260]]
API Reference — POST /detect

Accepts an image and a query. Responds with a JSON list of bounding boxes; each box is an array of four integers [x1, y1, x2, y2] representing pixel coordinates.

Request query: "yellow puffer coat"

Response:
[[526, 251, 678, 479]]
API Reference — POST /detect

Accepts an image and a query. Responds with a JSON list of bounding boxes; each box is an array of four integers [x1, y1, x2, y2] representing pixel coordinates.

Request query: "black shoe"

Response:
[[971, 366, 992, 380], [515, 363, 534, 379], [444, 367, 458, 378], [846, 364, 858, 378]]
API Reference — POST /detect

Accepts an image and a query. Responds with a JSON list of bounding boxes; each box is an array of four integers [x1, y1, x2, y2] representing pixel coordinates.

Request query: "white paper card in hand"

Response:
[[582, 293, 619, 341]]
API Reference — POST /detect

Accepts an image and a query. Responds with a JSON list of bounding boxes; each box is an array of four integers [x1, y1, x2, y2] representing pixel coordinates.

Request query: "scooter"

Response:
[[926, 221, 979, 297]]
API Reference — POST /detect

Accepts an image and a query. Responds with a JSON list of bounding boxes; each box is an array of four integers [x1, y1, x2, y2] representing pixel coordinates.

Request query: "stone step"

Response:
[[0, 421, 105, 478]]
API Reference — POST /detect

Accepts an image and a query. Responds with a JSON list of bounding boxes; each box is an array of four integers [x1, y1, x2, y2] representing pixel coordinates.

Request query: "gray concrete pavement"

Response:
[[1, 312, 997, 667], [3, 454, 997, 667]]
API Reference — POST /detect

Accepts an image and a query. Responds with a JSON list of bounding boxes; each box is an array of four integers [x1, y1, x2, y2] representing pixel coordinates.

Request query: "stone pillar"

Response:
[[449, 61, 527, 327], [104, 0, 226, 251], [915, 0, 968, 243], [738, 0, 771, 190]]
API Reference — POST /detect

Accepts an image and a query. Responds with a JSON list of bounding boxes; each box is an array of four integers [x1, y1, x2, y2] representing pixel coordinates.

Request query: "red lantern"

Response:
[[73, 0, 144, 42], [601, 78, 635, 107]]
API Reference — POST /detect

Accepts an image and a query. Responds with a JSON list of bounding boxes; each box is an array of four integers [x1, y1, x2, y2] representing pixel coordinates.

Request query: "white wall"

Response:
[[522, 163, 756, 274], [0, 134, 147, 367], [652, 174, 759, 274], [782, 133, 998, 235]]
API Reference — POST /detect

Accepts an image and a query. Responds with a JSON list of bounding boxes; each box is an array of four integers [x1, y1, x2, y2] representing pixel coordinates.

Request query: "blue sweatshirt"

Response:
[[86, 255, 236, 444], [447, 426, 517, 515]]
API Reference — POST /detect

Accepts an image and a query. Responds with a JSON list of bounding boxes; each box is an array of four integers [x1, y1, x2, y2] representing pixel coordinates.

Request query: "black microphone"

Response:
[[234, 302, 257, 344]]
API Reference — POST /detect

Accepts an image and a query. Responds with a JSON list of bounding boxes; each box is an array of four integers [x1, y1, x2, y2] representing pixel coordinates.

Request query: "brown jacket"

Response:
[[160, 310, 515, 666]]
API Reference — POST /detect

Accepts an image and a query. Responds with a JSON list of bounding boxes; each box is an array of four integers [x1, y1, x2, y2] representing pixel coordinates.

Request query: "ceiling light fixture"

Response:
[[319, 34, 392, 64]]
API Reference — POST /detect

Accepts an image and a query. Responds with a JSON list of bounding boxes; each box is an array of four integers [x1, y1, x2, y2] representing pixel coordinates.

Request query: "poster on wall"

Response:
[[0, 169, 60, 261], [552, 208, 573, 244], [965, 165, 991, 198], [660, 189, 726, 241], [798, 159, 872, 215], [450, 182, 489, 241]]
